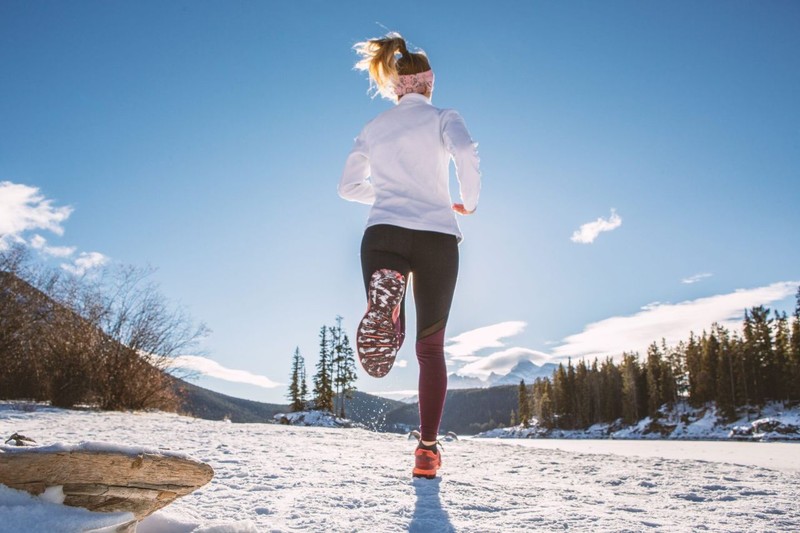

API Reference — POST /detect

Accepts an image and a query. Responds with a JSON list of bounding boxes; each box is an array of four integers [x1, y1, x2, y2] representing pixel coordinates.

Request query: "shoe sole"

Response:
[[412, 466, 439, 479], [357, 269, 405, 378]]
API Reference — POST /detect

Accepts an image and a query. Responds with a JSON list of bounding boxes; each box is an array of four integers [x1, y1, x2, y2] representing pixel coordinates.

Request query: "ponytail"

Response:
[[353, 32, 431, 101]]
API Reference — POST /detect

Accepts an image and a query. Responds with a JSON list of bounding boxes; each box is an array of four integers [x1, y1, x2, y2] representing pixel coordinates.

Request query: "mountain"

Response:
[[382, 385, 518, 435], [448, 360, 558, 389], [489, 360, 559, 386]]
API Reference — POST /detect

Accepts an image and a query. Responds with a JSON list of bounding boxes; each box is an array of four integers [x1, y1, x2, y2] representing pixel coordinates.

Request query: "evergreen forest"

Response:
[[520, 290, 800, 430]]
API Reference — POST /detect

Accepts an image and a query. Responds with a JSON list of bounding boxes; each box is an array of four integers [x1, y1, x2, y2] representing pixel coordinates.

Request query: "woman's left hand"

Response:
[[452, 203, 475, 215]]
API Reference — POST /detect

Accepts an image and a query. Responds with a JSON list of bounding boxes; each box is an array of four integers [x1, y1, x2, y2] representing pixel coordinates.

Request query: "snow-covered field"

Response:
[[2, 403, 799, 532]]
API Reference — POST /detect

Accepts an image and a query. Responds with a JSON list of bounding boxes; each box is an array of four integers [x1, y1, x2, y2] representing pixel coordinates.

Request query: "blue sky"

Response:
[[2, 1, 799, 403]]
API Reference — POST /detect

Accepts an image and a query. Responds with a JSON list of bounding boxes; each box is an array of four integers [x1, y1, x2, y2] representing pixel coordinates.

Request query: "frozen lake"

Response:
[[476, 438, 800, 473]]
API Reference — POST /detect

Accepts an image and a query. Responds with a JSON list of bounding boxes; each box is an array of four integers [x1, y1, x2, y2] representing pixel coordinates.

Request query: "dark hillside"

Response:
[[383, 385, 517, 435], [171, 377, 287, 422]]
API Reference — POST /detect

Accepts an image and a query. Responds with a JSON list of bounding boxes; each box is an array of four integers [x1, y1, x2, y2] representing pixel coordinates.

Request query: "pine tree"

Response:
[[600, 357, 622, 423], [588, 358, 603, 426], [299, 359, 308, 408], [645, 343, 662, 418], [698, 330, 719, 404], [574, 359, 591, 428], [336, 329, 358, 418], [538, 381, 554, 428], [773, 310, 791, 400], [667, 338, 688, 403], [322, 317, 358, 418], [287, 347, 306, 412], [745, 306, 773, 403], [313, 326, 334, 412], [791, 286, 800, 400], [518, 379, 531, 427], [620, 353, 640, 424], [552, 363, 568, 429], [685, 333, 702, 406], [566, 359, 577, 429], [711, 324, 736, 419]]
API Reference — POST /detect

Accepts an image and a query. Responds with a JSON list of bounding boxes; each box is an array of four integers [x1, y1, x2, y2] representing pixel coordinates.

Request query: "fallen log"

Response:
[[0, 441, 214, 524]]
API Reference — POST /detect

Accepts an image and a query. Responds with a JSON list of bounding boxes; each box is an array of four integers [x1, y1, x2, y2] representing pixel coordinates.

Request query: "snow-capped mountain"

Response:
[[448, 359, 558, 389]]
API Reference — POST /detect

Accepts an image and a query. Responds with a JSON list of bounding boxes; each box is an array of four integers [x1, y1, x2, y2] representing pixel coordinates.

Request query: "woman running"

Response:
[[338, 33, 481, 478]]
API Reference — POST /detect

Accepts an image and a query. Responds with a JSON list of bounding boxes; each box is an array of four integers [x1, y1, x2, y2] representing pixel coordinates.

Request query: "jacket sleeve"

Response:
[[338, 129, 375, 205], [441, 109, 481, 212]]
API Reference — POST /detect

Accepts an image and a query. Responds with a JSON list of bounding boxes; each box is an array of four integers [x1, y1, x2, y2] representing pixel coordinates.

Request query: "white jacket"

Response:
[[338, 93, 481, 242]]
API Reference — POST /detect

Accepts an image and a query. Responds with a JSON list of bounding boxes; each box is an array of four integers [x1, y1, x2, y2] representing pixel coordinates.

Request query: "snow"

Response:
[[0, 439, 193, 460], [2, 402, 800, 531], [272, 410, 363, 428], [0, 484, 134, 533]]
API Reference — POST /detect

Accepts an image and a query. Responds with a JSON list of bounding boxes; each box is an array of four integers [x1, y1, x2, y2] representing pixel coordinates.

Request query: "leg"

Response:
[[358, 226, 412, 377], [410, 231, 459, 443]]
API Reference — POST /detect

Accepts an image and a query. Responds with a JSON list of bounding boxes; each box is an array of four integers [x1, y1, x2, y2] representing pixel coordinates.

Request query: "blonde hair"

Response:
[[353, 32, 431, 101]]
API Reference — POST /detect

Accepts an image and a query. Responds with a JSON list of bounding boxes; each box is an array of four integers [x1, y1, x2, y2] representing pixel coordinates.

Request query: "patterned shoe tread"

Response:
[[357, 269, 406, 378]]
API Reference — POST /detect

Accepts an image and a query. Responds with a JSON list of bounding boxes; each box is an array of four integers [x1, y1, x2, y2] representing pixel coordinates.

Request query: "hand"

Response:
[[452, 203, 475, 215]]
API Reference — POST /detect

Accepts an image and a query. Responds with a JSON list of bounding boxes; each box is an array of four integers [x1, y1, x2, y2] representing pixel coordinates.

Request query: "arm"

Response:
[[338, 130, 375, 205], [442, 109, 481, 214]]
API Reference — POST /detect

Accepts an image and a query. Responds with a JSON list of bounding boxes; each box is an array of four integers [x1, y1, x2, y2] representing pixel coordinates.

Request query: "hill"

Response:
[[171, 377, 287, 423], [383, 385, 517, 435], [172, 378, 406, 427], [171, 376, 516, 436]]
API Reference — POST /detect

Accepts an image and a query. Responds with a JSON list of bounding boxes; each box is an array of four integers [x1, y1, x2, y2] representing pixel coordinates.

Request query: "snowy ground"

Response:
[[2, 403, 799, 532]]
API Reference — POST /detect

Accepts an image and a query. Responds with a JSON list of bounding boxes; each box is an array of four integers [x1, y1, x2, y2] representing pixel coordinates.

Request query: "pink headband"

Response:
[[394, 70, 435, 97]]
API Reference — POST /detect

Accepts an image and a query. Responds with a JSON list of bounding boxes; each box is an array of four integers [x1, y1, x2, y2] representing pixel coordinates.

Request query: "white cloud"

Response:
[[570, 209, 622, 244], [445, 321, 527, 360], [551, 281, 799, 361], [171, 355, 282, 388], [682, 272, 713, 285], [455, 347, 550, 380], [0, 182, 72, 248], [394, 359, 408, 368], [61, 252, 110, 276], [30, 234, 76, 258]]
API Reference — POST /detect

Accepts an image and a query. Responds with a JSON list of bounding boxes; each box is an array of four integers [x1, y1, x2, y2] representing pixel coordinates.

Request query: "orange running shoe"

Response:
[[356, 269, 406, 378], [412, 444, 442, 479]]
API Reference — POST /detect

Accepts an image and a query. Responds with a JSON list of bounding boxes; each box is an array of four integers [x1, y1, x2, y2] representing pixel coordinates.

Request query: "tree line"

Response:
[[0, 246, 206, 411], [515, 290, 800, 430], [287, 316, 358, 418]]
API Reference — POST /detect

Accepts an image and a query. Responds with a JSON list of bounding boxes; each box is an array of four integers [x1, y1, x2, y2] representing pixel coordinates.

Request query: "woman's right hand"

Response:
[[452, 203, 475, 215]]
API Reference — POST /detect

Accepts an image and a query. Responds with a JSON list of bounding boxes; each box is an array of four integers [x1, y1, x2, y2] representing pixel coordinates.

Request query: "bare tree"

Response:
[[72, 265, 208, 410], [1, 248, 207, 411]]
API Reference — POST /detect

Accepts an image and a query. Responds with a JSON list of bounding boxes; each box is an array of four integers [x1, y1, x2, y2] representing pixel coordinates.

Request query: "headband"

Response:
[[394, 70, 435, 97]]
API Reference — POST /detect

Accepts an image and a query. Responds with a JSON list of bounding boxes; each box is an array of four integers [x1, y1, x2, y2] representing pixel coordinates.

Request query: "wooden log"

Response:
[[0, 445, 214, 522]]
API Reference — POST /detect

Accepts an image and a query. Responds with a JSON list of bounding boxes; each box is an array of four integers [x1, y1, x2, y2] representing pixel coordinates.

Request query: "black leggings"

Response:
[[360, 224, 459, 441]]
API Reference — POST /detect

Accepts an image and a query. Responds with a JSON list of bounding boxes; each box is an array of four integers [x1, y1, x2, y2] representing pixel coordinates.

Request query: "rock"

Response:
[[0, 444, 214, 524]]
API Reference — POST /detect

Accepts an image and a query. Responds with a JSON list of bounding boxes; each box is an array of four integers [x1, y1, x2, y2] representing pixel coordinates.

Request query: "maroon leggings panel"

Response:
[[360, 224, 458, 441], [416, 328, 448, 441]]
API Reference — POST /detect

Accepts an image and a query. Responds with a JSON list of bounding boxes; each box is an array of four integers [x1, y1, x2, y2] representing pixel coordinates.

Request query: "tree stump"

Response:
[[0, 443, 214, 526]]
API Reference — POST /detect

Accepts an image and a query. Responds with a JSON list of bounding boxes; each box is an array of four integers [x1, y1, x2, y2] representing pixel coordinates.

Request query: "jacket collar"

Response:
[[397, 92, 432, 106]]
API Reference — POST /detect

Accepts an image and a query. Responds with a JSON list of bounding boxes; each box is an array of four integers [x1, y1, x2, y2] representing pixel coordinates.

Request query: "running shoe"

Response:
[[412, 443, 442, 479], [356, 269, 405, 378]]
